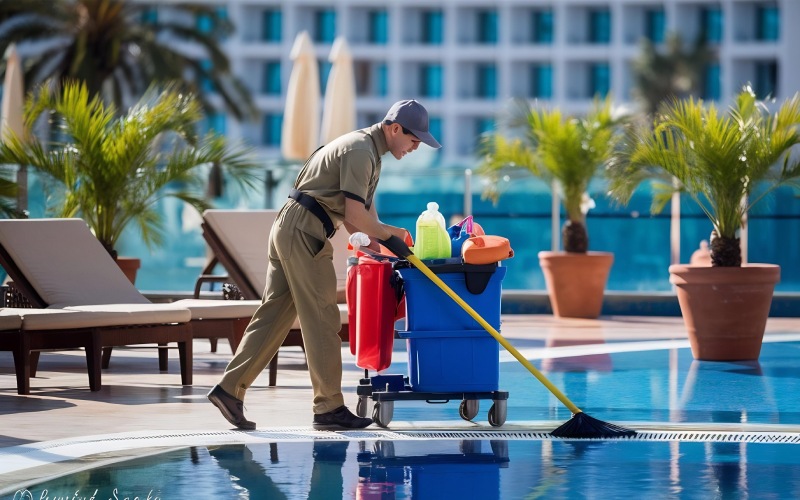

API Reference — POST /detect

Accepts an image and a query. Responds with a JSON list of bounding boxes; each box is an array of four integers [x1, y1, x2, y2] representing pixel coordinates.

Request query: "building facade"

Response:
[[147, 0, 797, 165]]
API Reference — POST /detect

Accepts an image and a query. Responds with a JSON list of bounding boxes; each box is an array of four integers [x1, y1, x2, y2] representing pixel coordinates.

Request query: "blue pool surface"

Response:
[[374, 340, 800, 428], [17, 439, 800, 499]]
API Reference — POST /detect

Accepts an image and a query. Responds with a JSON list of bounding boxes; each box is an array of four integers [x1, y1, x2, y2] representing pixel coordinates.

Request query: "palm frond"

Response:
[[1, 80, 258, 253], [610, 87, 800, 242]]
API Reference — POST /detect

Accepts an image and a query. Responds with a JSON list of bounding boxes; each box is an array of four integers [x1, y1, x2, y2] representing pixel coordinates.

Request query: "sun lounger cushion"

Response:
[[0, 310, 23, 330], [0, 218, 256, 321], [1, 306, 190, 330], [0, 219, 149, 307]]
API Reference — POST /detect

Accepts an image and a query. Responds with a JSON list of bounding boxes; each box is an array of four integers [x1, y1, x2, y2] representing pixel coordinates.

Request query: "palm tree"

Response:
[[0, 170, 18, 217], [632, 33, 711, 116], [0, 0, 254, 120], [608, 88, 800, 267], [0, 80, 260, 257], [478, 97, 627, 253]]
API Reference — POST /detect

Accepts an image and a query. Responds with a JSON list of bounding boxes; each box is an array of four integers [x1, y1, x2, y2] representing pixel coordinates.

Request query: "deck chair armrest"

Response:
[[193, 274, 230, 299]]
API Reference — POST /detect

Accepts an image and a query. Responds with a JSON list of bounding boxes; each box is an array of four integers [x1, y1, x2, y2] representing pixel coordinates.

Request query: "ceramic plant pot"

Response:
[[538, 251, 614, 319], [669, 264, 780, 361], [116, 256, 141, 285]]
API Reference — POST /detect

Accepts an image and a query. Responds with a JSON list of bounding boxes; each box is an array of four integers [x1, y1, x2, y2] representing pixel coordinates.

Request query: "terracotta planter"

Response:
[[538, 251, 614, 319], [115, 256, 141, 285], [669, 264, 780, 361]]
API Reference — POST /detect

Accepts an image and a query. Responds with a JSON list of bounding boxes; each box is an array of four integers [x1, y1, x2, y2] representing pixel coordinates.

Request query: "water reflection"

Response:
[[357, 439, 510, 498], [19, 438, 800, 498], [540, 327, 613, 373], [675, 359, 780, 424]]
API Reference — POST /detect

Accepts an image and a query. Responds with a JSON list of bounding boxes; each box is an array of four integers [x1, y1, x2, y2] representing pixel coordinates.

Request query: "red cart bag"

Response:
[[346, 254, 405, 371]]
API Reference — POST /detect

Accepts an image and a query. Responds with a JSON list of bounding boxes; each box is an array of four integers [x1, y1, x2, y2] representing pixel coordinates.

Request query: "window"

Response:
[[422, 10, 444, 45], [476, 118, 495, 137], [141, 7, 157, 25], [199, 59, 214, 93], [477, 64, 497, 98], [376, 64, 388, 97], [262, 113, 282, 146], [703, 63, 721, 100], [646, 9, 666, 43], [203, 113, 226, 136], [194, 13, 214, 35], [589, 63, 610, 97], [756, 6, 779, 41], [369, 10, 389, 44], [532, 10, 554, 44], [315, 9, 336, 43], [262, 9, 282, 42], [531, 64, 553, 99], [428, 117, 443, 147], [754, 61, 778, 98], [589, 9, 611, 44], [262, 61, 281, 95], [319, 61, 332, 92], [355, 62, 388, 96], [420, 64, 443, 98], [701, 7, 723, 44], [196, 8, 227, 35], [477, 10, 498, 44]]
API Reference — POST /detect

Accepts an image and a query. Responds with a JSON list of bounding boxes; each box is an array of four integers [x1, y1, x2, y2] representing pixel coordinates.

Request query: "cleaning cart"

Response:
[[348, 252, 509, 427]]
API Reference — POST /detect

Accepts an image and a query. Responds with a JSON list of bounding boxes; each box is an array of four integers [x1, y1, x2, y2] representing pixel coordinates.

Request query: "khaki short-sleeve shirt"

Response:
[[294, 124, 388, 226]]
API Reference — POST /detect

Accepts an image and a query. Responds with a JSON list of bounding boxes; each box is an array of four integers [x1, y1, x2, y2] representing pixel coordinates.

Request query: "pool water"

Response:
[[376, 340, 800, 428], [15, 438, 800, 499]]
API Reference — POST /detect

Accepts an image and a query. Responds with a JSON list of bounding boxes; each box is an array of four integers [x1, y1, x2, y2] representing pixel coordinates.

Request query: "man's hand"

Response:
[[377, 235, 413, 258]]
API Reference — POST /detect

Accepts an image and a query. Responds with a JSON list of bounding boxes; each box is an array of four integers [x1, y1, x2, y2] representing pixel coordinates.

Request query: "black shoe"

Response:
[[313, 405, 373, 430], [207, 385, 256, 430]]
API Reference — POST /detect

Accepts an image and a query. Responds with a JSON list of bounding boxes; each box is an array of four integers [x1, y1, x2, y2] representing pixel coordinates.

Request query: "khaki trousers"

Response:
[[219, 201, 344, 414]]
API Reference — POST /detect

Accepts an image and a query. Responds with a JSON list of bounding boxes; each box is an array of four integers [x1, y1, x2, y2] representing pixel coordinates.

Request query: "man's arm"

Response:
[[344, 197, 408, 243]]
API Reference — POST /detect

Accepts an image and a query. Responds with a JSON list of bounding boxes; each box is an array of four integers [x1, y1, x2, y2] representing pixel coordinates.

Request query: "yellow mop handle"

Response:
[[407, 255, 582, 415]]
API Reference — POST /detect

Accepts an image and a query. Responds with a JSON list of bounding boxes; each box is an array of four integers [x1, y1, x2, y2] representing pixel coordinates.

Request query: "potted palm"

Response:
[[0, 80, 259, 283], [478, 98, 626, 318], [608, 87, 800, 360]]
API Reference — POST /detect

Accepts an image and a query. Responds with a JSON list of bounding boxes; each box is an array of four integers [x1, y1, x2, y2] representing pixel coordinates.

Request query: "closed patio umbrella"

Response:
[[320, 36, 356, 144], [281, 31, 320, 162], [1, 44, 26, 214]]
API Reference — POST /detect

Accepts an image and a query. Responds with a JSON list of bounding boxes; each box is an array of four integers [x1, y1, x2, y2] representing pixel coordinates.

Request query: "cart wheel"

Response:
[[356, 396, 369, 417], [459, 399, 480, 421], [488, 400, 507, 427], [372, 401, 394, 428]]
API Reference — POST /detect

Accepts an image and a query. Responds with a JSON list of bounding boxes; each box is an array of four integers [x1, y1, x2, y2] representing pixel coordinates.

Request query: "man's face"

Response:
[[387, 124, 422, 160]]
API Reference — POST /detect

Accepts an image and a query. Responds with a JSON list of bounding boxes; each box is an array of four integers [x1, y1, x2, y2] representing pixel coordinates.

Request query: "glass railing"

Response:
[[14, 167, 800, 293]]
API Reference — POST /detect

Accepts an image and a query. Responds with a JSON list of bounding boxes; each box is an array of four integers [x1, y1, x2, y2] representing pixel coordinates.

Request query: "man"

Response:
[[208, 100, 441, 430]]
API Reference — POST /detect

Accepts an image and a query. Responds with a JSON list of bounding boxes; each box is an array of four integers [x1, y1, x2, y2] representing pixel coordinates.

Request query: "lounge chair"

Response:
[[0, 218, 258, 374], [197, 209, 351, 386], [0, 306, 192, 394]]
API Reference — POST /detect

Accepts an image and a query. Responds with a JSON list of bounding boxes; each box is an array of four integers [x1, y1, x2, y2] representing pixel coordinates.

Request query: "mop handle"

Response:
[[407, 255, 582, 415]]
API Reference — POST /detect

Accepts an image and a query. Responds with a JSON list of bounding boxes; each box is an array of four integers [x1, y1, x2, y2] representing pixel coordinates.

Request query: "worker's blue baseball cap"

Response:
[[383, 100, 442, 149]]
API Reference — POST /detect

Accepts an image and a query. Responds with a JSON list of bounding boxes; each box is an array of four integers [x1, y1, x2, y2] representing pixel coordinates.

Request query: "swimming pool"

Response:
[[10, 435, 800, 499], [4, 337, 800, 498]]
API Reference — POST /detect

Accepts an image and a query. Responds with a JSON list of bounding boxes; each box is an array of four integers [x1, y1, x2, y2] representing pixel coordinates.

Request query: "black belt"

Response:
[[288, 189, 336, 238]]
